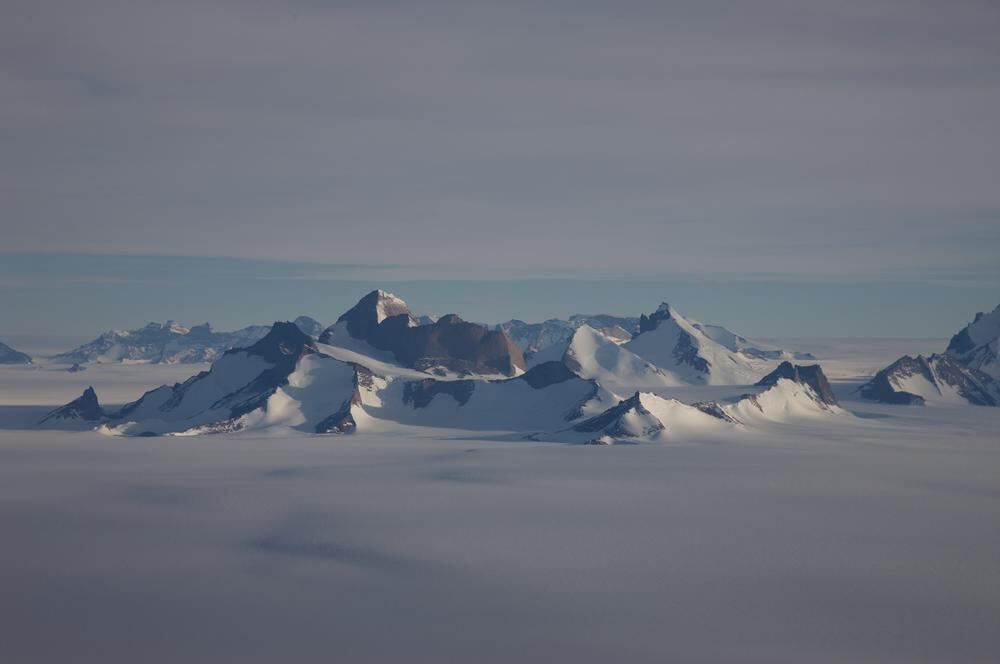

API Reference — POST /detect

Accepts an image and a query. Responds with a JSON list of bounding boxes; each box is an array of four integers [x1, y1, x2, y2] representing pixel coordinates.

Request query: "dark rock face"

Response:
[[756, 361, 839, 406], [402, 379, 476, 409], [328, 289, 413, 342], [672, 331, 711, 374], [315, 363, 376, 434], [947, 328, 976, 355], [572, 393, 645, 433], [325, 291, 525, 376], [945, 305, 999, 379], [315, 401, 357, 434], [859, 354, 999, 407], [692, 401, 739, 423], [927, 354, 999, 406], [40, 387, 104, 423], [0, 341, 32, 365], [519, 361, 577, 389], [399, 315, 525, 375], [859, 356, 932, 406]]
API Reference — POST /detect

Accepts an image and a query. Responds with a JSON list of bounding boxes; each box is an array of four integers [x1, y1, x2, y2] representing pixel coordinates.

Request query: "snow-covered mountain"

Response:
[[692, 323, 815, 361], [53, 317, 322, 365], [946, 304, 999, 379], [859, 354, 1000, 406], [61, 322, 367, 436], [568, 363, 843, 445], [321, 290, 525, 377], [42, 309, 845, 444], [623, 303, 766, 385], [497, 315, 639, 359], [0, 341, 32, 365], [33, 291, 1000, 445], [499, 312, 809, 364], [561, 325, 676, 392], [755, 361, 838, 406]]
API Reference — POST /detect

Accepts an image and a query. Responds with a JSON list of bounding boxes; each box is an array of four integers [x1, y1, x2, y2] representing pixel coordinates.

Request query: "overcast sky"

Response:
[[2, 0, 998, 336]]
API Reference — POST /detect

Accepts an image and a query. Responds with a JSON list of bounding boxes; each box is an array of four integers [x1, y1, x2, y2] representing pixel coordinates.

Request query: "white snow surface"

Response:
[[562, 325, 677, 391], [724, 378, 843, 423], [624, 305, 766, 385], [1, 356, 998, 662]]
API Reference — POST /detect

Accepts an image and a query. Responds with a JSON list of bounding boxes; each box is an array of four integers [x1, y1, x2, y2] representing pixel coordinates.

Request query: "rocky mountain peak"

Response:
[[756, 361, 838, 406]]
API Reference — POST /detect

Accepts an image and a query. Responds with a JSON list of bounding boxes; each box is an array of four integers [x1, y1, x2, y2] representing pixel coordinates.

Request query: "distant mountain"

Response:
[[500, 309, 811, 368], [692, 323, 815, 361], [38, 293, 855, 442], [623, 303, 764, 385], [946, 304, 999, 379], [498, 315, 640, 359], [54, 317, 321, 365], [756, 361, 838, 406], [321, 290, 525, 376], [569, 364, 843, 444], [0, 341, 32, 365], [62, 322, 369, 435], [859, 354, 1000, 406], [40, 386, 105, 424]]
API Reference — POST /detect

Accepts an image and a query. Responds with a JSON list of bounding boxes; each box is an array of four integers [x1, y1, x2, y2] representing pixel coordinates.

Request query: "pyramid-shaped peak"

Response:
[[336, 290, 413, 339]]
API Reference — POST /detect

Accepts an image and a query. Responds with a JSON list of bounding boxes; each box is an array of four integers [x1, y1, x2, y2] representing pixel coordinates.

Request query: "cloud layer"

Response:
[[3, 0, 999, 277]]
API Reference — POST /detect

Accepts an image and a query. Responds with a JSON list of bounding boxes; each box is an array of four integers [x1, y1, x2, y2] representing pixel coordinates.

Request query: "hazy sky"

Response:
[[2, 0, 999, 336]]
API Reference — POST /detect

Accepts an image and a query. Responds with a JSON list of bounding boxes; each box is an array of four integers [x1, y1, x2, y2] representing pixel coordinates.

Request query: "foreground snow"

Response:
[[1, 338, 999, 662], [0, 397, 997, 663]]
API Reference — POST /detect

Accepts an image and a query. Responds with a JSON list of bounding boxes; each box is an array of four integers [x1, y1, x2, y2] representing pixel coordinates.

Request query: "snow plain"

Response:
[[0, 339, 997, 663]]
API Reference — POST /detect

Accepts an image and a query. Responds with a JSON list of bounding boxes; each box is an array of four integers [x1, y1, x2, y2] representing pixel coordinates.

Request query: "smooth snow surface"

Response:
[[0, 403, 997, 663], [563, 325, 676, 391], [0, 340, 999, 662]]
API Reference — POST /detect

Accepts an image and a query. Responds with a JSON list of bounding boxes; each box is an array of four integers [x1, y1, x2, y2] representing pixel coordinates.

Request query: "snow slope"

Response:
[[562, 325, 677, 391], [624, 304, 765, 385], [859, 354, 1000, 406]]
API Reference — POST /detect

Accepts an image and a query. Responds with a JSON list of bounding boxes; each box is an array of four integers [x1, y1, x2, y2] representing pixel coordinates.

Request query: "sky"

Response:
[[2, 0, 999, 338]]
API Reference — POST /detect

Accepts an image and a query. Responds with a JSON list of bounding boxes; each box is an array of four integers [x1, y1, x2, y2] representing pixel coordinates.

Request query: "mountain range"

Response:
[[38, 291, 1000, 441], [52, 316, 322, 365]]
